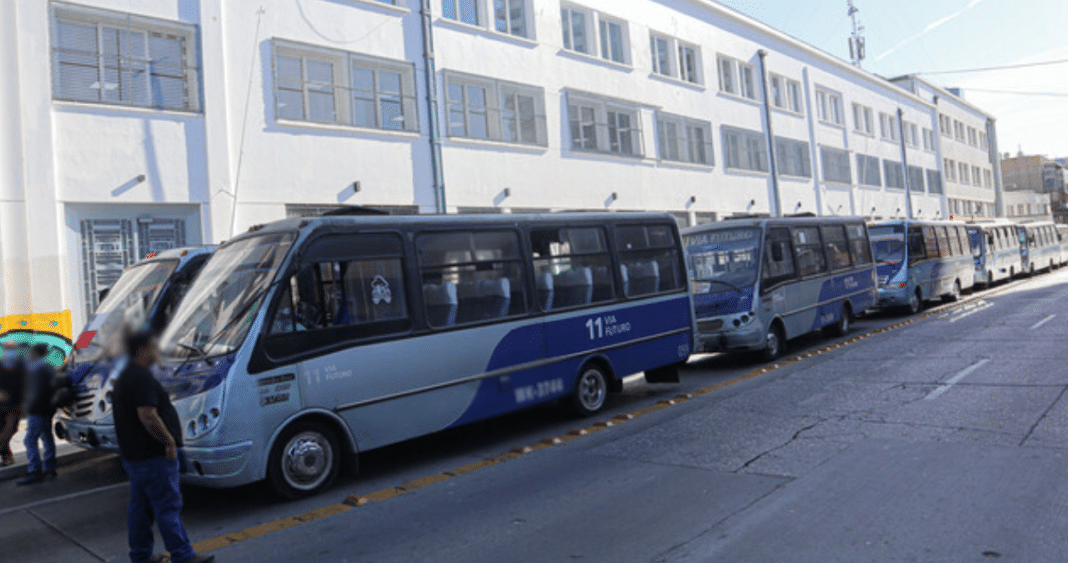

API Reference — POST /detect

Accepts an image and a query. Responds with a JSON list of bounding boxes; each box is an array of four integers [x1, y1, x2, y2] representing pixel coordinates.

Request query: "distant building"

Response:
[[1001, 154, 1068, 222], [1003, 191, 1053, 223]]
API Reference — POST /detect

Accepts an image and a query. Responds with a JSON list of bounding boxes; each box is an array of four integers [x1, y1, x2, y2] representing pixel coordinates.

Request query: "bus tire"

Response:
[[266, 420, 341, 499], [827, 303, 852, 337], [1030, 263, 1036, 276], [943, 280, 962, 303], [570, 363, 609, 417], [759, 322, 785, 363], [906, 289, 922, 315], [984, 271, 993, 289]]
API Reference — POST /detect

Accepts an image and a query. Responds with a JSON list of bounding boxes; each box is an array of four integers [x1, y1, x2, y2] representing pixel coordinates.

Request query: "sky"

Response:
[[714, 0, 1068, 159]]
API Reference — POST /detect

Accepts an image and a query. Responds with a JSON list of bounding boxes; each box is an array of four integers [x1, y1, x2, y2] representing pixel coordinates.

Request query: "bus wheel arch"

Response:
[[828, 302, 853, 337], [569, 358, 613, 417], [759, 319, 786, 362], [906, 288, 922, 315], [265, 412, 352, 499]]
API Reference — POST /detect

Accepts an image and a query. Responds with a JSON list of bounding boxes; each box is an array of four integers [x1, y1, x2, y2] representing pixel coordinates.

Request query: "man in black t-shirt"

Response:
[[0, 340, 25, 467], [112, 329, 214, 563], [16, 344, 58, 485]]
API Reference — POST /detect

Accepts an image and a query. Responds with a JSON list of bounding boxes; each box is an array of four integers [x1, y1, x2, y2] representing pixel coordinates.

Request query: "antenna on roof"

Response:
[[847, 0, 866, 68]]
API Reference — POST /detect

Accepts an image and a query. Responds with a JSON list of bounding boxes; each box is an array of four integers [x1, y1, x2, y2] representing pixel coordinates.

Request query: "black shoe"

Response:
[[43, 470, 58, 481], [182, 555, 215, 563], [15, 472, 43, 486], [148, 554, 168, 563]]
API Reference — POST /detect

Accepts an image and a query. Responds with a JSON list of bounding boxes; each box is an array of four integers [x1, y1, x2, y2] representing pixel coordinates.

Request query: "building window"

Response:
[[775, 137, 811, 178], [815, 87, 844, 126], [444, 71, 546, 146], [739, 62, 757, 100], [983, 169, 993, 188], [717, 56, 736, 95], [722, 126, 768, 173], [51, 4, 201, 112], [905, 122, 919, 147], [927, 169, 943, 194], [972, 165, 982, 187], [560, 5, 591, 54], [879, 112, 897, 142], [852, 103, 873, 135], [883, 159, 904, 189], [979, 131, 989, 150], [771, 76, 804, 114], [958, 162, 969, 184], [908, 165, 925, 192], [677, 42, 700, 84], [939, 114, 951, 137], [820, 146, 852, 184], [650, 33, 672, 76], [954, 120, 965, 142], [717, 56, 757, 100], [857, 154, 881, 187], [967, 126, 978, 147], [944, 158, 956, 182], [656, 113, 713, 165], [649, 32, 699, 83], [493, 0, 529, 38], [273, 40, 418, 132], [598, 16, 627, 63], [786, 80, 802, 113], [566, 92, 642, 156], [443, 0, 480, 25], [922, 127, 935, 151]]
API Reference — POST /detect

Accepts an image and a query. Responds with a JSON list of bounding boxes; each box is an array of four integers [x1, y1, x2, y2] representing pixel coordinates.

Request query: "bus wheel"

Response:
[[828, 304, 852, 337], [570, 364, 608, 417], [984, 271, 993, 289], [759, 323, 785, 362], [943, 281, 962, 303], [906, 289, 922, 315], [267, 420, 340, 499], [1030, 263, 1036, 276]]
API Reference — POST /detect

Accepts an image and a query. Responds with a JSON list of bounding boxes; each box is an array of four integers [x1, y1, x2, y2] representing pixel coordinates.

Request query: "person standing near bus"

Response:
[[112, 329, 214, 563], [17, 343, 58, 485], [0, 340, 25, 467]]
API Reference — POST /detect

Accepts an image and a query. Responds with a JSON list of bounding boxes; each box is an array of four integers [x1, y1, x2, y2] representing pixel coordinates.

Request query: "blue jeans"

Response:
[[122, 457, 198, 563], [23, 414, 55, 474]]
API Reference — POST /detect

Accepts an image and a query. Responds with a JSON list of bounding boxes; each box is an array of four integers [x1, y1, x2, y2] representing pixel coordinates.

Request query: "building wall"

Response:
[[4, 0, 980, 336]]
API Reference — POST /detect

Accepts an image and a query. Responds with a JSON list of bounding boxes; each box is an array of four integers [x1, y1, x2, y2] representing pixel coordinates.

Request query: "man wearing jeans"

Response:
[[112, 329, 213, 563], [16, 344, 57, 485]]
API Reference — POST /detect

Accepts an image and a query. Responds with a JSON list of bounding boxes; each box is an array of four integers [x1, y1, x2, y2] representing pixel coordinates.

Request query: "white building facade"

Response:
[[4, 0, 969, 341]]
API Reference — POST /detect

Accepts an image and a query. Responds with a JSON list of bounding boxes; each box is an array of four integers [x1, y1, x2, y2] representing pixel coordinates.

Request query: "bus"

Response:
[[869, 219, 975, 314], [141, 213, 694, 497], [1017, 221, 1060, 275], [54, 246, 215, 451], [682, 217, 876, 361], [1057, 224, 1068, 266], [966, 221, 1022, 288]]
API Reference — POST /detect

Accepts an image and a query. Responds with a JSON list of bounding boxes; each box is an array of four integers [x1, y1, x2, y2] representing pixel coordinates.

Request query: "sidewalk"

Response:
[[1, 420, 105, 481]]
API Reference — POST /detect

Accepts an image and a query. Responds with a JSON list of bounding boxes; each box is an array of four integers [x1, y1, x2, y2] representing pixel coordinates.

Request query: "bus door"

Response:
[[759, 227, 794, 322]]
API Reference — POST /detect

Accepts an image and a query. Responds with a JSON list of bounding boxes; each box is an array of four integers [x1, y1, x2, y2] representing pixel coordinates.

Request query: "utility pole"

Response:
[[847, 1, 865, 69]]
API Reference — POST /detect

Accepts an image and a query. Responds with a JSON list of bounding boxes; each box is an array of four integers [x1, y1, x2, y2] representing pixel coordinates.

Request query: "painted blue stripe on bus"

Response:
[[692, 287, 755, 318], [809, 270, 877, 332], [448, 296, 692, 427], [876, 262, 903, 280]]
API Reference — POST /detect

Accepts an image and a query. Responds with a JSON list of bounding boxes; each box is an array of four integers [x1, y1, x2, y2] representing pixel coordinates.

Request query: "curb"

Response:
[[0, 447, 110, 482]]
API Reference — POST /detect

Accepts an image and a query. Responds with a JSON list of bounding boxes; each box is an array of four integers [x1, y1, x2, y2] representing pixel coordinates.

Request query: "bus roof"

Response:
[[681, 216, 868, 235], [869, 218, 969, 228], [136, 245, 217, 266]]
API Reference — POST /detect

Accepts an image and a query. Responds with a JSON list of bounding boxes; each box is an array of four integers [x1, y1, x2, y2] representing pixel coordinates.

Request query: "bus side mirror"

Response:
[[771, 242, 784, 262], [987, 234, 995, 245], [97, 287, 110, 303]]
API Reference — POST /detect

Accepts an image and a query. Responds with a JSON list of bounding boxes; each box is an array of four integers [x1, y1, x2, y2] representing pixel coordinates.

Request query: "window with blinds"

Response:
[[52, 4, 201, 112]]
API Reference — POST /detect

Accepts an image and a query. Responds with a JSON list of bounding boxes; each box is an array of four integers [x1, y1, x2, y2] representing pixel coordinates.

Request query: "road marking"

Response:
[[947, 300, 993, 323], [924, 359, 991, 401], [1030, 314, 1056, 330], [191, 278, 1037, 556], [0, 482, 127, 518]]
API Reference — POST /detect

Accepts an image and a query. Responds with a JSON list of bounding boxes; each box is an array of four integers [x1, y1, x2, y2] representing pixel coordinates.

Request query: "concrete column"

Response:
[[0, 0, 32, 317]]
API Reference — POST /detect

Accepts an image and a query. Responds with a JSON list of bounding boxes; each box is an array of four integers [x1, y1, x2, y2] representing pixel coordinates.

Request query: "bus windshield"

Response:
[[161, 233, 294, 360], [684, 227, 761, 292], [74, 260, 179, 362], [869, 226, 905, 264]]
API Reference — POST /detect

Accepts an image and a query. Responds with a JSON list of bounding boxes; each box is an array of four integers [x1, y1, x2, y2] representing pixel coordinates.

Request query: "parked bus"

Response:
[[682, 217, 876, 361], [1057, 224, 1068, 266], [54, 246, 215, 451], [966, 220, 1022, 287], [1017, 221, 1061, 275], [130, 213, 693, 497], [869, 219, 975, 313]]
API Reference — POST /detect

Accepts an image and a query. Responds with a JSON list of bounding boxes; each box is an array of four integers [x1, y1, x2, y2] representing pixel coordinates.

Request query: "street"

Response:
[[5, 269, 1068, 563]]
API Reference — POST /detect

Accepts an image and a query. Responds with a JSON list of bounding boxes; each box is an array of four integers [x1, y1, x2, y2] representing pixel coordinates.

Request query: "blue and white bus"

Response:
[[55, 246, 216, 451], [683, 217, 876, 361], [870, 219, 975, 313], [966, 221, 1022, 288], [149, 213, 694, 497], [1017, 221, 1060, 275], [1057, 224, 1068, 266]]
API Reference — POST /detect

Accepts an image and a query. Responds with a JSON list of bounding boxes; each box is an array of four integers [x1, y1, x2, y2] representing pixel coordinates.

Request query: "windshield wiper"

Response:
[[174, 341, 207, 359], [695, 279, 745, 294]]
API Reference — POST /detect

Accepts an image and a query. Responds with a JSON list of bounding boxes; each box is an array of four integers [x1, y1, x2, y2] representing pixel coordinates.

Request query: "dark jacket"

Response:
[[0, 356, 25, 409], [23, 359, 57, 418]]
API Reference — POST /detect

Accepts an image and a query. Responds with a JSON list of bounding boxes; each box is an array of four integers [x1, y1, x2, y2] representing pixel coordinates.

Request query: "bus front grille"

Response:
[[698, 319, 724, 332], [72, 392, 95, 418], [878, 276, 889, 286]]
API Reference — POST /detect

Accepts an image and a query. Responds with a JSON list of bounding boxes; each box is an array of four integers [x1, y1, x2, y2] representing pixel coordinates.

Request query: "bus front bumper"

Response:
[[876, 285, 911, 308], [179, 441, 255, 488], [54, 417, 120, 453], [696, 325, 765, 353]]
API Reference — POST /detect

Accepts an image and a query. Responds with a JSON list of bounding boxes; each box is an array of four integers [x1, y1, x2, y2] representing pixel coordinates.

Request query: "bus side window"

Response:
[[845, 224, 872, 266], [530, 227, 613, 309], [936, 227, 953, 257], [791, 226, 827, 277], [615, 224, 684, 297], [418, 230, 527, 325], [820, 225, 852, 270], [341, 258, 409, 324], [912, 227, 930, 264], [762, 227, 796, 289]]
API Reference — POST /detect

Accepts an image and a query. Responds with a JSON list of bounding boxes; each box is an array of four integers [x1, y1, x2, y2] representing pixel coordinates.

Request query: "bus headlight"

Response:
[[186, 408, 222, 440], [732, 313, 756, 327]]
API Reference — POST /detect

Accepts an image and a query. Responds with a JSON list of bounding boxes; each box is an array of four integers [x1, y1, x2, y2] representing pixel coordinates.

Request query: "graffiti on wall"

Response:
[[0, 311, 74, 367]]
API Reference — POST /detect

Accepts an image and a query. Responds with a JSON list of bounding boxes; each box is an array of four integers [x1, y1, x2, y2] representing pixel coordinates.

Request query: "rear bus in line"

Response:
[[966, 221, 1022, 288], [1057, 224, 1068, 267], [150, 213, 694, 497], [682, 217, 876, 361], [1017, 221, 1060, 275], [54, 246, 216, 451], [869, 219, 975, 314]]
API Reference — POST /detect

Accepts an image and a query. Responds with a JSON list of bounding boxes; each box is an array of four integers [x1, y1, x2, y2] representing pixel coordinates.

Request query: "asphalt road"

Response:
[[5, 269, 1068, 563]]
